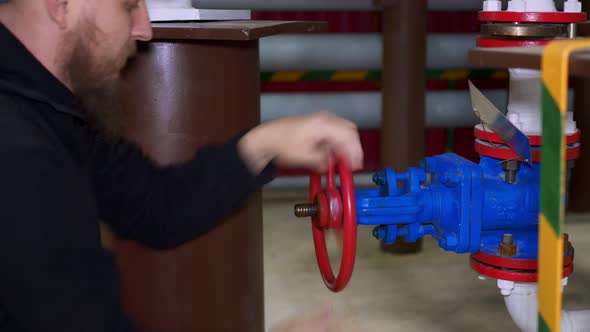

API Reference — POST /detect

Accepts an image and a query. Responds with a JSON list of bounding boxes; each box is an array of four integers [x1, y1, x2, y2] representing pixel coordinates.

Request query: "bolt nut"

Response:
[[564, 233, 572, 252], [498, 233, 517, 257], [372, 227, 386, 241], [498, 243, 517, 257]]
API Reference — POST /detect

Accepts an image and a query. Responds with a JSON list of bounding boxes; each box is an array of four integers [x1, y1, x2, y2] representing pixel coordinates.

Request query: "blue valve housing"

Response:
[[357, 153, 540, 257]]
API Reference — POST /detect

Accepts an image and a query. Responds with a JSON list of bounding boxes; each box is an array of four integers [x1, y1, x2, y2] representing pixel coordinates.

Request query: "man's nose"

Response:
[[131, 0, 153, 41]]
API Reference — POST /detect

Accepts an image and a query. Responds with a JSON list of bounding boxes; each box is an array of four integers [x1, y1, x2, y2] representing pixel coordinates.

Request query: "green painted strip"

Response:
[[446, 128, 454, 152], [260, 69, 507, 82], [302, 71, 336, 81], [366, 71, 382, 80], [426, 69, 446, 80], [540, 83, 563, 236], [260, 72, 274, 82], [539, 314, 551, 332]]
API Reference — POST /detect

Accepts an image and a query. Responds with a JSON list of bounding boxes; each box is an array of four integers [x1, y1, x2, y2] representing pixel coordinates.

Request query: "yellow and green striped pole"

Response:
[[539, 39, 590, 332]]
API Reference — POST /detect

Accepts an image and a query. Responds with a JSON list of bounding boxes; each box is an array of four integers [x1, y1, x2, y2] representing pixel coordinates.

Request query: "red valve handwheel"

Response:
[[309, 155, 357, 292]]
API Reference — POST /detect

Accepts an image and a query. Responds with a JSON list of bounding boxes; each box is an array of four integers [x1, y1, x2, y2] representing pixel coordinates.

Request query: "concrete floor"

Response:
[[261, 190, 590, 332]]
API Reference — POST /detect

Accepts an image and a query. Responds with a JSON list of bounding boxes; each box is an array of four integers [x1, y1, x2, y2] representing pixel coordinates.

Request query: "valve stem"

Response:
[[294, 203, 318, 218]]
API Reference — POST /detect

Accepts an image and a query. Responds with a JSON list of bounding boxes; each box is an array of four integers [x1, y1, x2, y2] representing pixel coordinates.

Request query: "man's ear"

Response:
[[45, 0, 69, 29]]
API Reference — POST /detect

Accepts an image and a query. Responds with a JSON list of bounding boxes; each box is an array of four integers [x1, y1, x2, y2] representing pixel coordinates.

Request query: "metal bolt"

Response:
[[372, 227, 386, 241], [568, 23, 577, 39], [502, 160, 520, 184], [373, 172, 386, 186], [502, 233, 514, 245], [294, 203, 318, 218], [499, 233, 517, 257], [564, 233, 572, 252]]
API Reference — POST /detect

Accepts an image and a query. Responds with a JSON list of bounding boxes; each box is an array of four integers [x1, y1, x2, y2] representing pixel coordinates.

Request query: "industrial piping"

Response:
[[498, 278, 590, 332], [192, 0, 521, 11], [259, 34, 478, 71], [260, 90, 575, 130]]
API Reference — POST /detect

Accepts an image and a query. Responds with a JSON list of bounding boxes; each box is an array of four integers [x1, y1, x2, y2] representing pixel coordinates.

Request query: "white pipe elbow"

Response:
[[562, 310, 590, 332], [498, 279, 590, 332]]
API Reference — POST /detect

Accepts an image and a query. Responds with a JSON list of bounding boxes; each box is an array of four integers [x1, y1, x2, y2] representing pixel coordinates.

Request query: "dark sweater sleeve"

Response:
[[0, 145, 140, 332], [91, 130, 276, 249]]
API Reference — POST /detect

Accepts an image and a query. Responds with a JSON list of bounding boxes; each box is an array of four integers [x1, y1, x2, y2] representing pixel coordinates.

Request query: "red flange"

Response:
[[475, 140, 581, 162], [472, 251, 574, 271], [309, 155, 357, 292], [476, 37, 551, 48], [478, 11, 587, 23], [470, 256, 574, 282], [470, 249, 575, 282], [474, 127, 581, 146]]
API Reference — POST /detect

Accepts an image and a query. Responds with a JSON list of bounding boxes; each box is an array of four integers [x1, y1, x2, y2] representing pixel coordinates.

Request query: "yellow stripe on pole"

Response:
[[271, 71, 306, 82], [330, 71, 370, 81], [439, 69, 471, 80], [538, 215, 563, 332], [540, 39, 590, 332]]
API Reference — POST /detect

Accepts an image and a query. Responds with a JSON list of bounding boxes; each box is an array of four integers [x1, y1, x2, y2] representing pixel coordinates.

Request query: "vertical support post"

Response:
[[377, 0, 427, 254], [539, 39, 590, 332], [569, 77, 590, 212], [567, 2, 590, 212], [100, 21, 325, 332]]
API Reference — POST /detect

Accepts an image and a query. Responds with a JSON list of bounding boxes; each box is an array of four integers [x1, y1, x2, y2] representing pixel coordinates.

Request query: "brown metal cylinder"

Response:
[[568, 1, 590, 212], [110, 39, 264, 332], [568, 77, 590, 212], [378, 0, 428, 254]]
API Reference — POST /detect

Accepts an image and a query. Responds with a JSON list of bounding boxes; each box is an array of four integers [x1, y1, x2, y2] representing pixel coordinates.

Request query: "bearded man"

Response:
[[0, 0, 363, 331]]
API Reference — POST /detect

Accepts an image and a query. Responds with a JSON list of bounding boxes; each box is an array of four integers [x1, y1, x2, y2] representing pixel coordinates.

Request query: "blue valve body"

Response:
[[357, 153, 540, 257]]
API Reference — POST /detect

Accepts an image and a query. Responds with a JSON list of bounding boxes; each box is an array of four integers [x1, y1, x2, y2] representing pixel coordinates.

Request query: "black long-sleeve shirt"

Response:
[[0, 23, 276, 331]]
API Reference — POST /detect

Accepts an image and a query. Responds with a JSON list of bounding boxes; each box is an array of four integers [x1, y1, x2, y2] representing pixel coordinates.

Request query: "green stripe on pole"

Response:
[[260, 72, 274, 81], [540, 83, 563, 236], [366, 71, 381, 80], [302, 71, 335, 81], [426, 69, 445, 80], [539, 314, 551, 332], [446, 128, 454, 152]]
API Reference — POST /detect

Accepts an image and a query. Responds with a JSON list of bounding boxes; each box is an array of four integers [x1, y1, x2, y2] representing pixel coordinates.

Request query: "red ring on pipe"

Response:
[[478, 11, 587, 23], [475, 140, 581, 162], [470, 257, 574, 282], [474, 127, 581, 146], [477, 37, 551, 48]]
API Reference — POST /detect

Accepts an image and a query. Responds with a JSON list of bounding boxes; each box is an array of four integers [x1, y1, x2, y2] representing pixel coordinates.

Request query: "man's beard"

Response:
[[61, 22, 135, 141]]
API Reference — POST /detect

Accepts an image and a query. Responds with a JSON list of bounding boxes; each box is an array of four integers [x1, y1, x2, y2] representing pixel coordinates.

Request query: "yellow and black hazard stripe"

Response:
[[539, 39, 590, 332]]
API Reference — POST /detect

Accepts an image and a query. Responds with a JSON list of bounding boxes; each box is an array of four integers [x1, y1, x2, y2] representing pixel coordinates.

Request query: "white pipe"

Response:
[[497, 279, 590, 332], [265, 173, 378, 190], [506, 69, 577, 135], [261, 90, 508, 128], [562, 310, 590, 331], [261, 89, 575, 129], [193, 0, 491, 11], [259, 33, 477, 71]]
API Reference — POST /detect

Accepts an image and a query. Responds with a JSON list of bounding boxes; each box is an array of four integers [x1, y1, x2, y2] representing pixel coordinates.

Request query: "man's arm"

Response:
[[92, 112, 363, 250], [91, 130, 276, 249], [0, 146, 139, 332]]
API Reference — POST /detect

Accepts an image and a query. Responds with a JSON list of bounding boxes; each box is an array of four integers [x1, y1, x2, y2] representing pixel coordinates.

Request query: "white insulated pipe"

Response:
[[261, 90, 508, 128], [265, 173, 378, 190], [261, 90, 575, 129], [193, 0, 494, 11], [498, 279, 590, 332], [259, 34, 476, 71]]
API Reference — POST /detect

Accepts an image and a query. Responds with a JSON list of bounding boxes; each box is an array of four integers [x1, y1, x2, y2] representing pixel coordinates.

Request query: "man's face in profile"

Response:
[[60, 0, 150, 139]]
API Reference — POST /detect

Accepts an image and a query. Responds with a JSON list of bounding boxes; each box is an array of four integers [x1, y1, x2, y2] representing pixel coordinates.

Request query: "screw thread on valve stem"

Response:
[[294, 203, 318, 218]]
